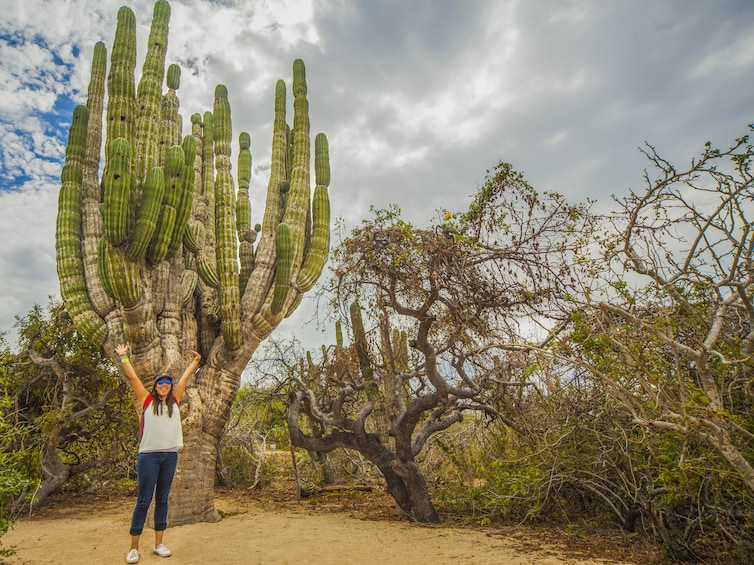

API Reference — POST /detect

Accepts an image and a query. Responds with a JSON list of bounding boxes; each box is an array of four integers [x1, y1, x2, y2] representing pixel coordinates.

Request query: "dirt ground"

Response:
[[2, 484, 667, 565]]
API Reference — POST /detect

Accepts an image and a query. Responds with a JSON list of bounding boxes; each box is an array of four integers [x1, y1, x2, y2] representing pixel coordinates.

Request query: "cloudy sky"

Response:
[[1, 0, 752, 347]]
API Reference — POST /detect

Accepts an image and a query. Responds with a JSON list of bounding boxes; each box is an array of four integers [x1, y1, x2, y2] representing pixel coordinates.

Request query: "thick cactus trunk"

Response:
[[170, 360, 247, 524], [56, 1, 330, 525]]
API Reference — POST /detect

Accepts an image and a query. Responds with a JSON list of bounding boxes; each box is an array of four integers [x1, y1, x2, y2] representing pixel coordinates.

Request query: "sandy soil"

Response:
[[2, 486, 665, 565]]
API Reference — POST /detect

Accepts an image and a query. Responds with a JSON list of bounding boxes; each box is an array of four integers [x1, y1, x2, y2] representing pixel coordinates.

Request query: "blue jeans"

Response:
[[130, 451, 178, 536]]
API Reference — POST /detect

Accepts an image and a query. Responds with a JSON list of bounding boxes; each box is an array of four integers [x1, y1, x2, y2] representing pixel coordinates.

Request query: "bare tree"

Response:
[[560, 130, 754, 494], [286, 162, 596, 522], [25, 348, 121, 507]]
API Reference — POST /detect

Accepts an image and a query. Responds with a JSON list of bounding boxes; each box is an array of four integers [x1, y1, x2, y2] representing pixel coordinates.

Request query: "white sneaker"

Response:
[[126, 548, 140, 563], [153, 543, 172, 557]]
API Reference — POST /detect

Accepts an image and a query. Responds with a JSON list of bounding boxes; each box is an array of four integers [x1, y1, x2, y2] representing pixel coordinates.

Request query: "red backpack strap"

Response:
[[140, 395, 153, 439]]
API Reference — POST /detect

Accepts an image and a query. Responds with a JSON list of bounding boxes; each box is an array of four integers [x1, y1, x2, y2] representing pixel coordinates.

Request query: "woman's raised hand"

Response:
[[115, 343, 129, 357]]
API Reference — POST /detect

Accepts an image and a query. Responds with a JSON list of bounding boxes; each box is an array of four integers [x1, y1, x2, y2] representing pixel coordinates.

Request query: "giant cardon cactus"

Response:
[[55, 0, 330, 525]]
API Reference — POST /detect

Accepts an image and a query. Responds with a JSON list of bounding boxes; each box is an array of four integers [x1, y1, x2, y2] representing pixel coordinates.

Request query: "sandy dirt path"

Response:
[[2, 490, 662, 565]]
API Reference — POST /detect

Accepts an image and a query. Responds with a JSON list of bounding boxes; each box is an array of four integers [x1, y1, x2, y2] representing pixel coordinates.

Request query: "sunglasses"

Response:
[[155, 374, 172, 386]]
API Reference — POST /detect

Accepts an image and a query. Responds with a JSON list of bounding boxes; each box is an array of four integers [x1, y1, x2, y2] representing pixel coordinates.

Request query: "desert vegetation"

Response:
[[1, 1, 752, 563]]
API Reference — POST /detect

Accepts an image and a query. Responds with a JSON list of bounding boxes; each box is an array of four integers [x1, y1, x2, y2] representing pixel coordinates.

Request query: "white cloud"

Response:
[[0, 182, 59, 336], [1, 0, 753, 347], [691, 34, 754, 78]]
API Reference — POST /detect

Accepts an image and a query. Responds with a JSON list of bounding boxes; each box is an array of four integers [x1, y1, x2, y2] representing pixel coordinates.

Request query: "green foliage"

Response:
[[423, 351, 754, 563], [0, 389, 33, 557], [0, 299, 137, 508], [217, 385, 289, 488]]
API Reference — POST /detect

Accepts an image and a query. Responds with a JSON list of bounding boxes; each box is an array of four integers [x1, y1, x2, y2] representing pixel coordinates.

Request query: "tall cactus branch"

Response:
[[213, 85, 242, 349]]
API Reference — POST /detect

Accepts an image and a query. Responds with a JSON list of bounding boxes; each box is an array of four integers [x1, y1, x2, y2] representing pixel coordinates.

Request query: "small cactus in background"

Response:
[[55, 0, 330, 526]]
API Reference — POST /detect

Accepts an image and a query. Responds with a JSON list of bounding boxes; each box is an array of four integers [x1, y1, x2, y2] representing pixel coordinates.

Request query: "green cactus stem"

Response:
[[106, 7, 136, 155], [106, 243, 142, 307], [167, 63, 180, 90], [283, 59, 311, 268], [128, 166, 165, 260], [350, 301, 374, 383], [197, 254, 220, 288], [102, 137, 132, 246], [81, 41, 113, 319], [260, 80, 288, 236], [199, 110, 218, 283], [159, 63, 181, 168], [134, 0, 171, 200], [314, 131, 330, 187], [201, 111, 214, 199], [148, 144, 184, 264], [213, 84, 241, 349], [236, 131, 253, 295], [271, 223, 292, 314], [184, 219, 203, 253], [349, 302, 391, 444], [296, 133, 330, 292], [56, 105, 108, 345], [83, 42, 106, 205], [238, 241, 253, 296], [167, 135, 196, 256], [335, 319, 343, 348], [237, 132, 252, 236], [97, 237, 115, 300]]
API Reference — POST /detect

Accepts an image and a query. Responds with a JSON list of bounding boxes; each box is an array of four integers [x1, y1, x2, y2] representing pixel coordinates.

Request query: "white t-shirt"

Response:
[[139, 397, 183, 453]]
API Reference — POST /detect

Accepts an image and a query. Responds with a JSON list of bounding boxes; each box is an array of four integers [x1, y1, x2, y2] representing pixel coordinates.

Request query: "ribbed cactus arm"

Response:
[[105, 243, 142, 308], [242, 80, 288, 326], [159, 63, 182, 167], [102, 138, 132, 246], [335, 319, 344, 348], [128, 167, 165, 260], [349, 301, 391, 444], [350, 301, 375, 383], [83, 42, 106, 205], [134, 0, 170, 200], [213, 85, 242, 349], [270, 223, 292, 314], [56, 105, 107, 346], [261, 80, 288, 234], [81, 41, 114, 318], [237, 132, 254, 295], [183, 114, 204, 253], [283, 59, 311, 269], [242, 79, 288, 320], [193, 112, 219, 289], [236, 132, 252, 236], [105, 6, 136, 152], [97, 237, 115, 300], [168, 134, 196, 256], [201, 111, 215, 201], [296, 132, 330, 292], [147, 145, 184, 264]]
